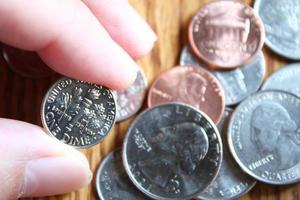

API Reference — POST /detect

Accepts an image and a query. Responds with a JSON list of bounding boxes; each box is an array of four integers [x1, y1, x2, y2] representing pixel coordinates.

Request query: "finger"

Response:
[[82, 0, 157, 59], [0, 0, 138, 89], [0, 118, 92, 199]]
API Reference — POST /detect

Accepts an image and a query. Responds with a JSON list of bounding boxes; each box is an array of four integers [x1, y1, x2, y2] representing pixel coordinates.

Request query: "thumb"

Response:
[[0, 118, 92, 200]]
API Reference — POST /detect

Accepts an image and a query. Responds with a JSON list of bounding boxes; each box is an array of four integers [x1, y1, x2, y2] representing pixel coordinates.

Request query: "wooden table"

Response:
[[1, 0, 299, 199]]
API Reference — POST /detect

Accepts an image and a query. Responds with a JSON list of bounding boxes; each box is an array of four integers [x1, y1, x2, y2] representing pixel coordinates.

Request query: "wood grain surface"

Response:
[[0, 0, 299, 199]]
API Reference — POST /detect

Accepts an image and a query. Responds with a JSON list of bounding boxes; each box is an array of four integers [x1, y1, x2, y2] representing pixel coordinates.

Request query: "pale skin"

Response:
[[0, 0, 156, 199]]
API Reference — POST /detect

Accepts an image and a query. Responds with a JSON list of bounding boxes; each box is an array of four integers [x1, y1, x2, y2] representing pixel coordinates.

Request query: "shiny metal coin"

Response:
[[180, 46, 266, 106], [197, 108, 256, 200], [114, 69, 147, 122], [189, 0, 265, 69], [96, 149, 151, 200], [123, 103, 222, 200], [41, 78, 116, 148], [179, 45, 201, 66], [262, 63, 300, 97], [148, 66, 225, 124], [254, 0, 300, 60], [228, 91, 300, 185], [214, 52, 265, 106]]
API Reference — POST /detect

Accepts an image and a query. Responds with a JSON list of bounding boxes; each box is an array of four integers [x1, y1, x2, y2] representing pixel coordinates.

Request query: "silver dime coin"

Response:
[[96, 149, 151, 200], [254, 0, 300, 60], [123, 103, 222, 200], [228, 91, 300, 185], [197, 108, 256, 200], [41, 78, 116, 148], [179, 46, 266, 106], [262, 63, 300, 97], [114, 69, 147, 122]]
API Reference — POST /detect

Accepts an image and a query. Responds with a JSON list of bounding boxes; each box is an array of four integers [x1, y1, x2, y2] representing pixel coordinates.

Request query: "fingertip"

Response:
[[38, 40, 139, 90], [83, 0, 157, 59], [21, 155, 92, 198], [126, 36, 156, 60], [0, 119, 92, 199]]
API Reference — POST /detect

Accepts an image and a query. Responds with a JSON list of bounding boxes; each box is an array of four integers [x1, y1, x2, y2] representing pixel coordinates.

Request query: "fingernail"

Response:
[[127, 3, 157, 43], [141, 21, 157, 43], [144, 23, 157, 43], [20, 154, 92, 197]]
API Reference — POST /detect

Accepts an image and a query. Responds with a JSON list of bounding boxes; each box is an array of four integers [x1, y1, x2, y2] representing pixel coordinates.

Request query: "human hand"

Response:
[[0, 0, 156, 199]]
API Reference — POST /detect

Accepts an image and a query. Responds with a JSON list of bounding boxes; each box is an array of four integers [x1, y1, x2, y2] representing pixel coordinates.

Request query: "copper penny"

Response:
[[188, 0, 265, 69], [2, 44, 55, 78], [148, 66, 225, 124]]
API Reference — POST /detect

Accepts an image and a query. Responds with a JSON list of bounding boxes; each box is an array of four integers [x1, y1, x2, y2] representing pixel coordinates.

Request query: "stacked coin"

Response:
[[96, 103, 223, 200]]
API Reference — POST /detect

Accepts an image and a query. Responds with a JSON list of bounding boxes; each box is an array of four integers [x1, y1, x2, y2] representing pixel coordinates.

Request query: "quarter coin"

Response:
[[41, 78, 116, 148], [228, 91, 300, 185], [254, 0, 300, 60], [189, 0, 265, 69], [96, 149, 151, 200], [123, 103, 222, 200], [148, 66, 225, 124]]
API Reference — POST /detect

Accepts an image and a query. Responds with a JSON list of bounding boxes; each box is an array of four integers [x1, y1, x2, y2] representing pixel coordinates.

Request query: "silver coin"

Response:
[[114, 69, 147, 122], [123, 103, 222, 200], [197, 108, 256, 200], [179, 46, 266, 106], [228, 91, 300, 185], [41, 78, 116, 148], [179, 45, 202, 66], [254, 0, 300, 60], [96, 149, 151, 200], [262, 63, 300, 97]]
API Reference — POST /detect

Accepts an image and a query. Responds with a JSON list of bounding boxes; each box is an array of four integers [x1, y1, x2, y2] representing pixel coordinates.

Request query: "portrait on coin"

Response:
[[176, 70, 208, 108], [251, 102, 300, 170], [137, 122, 208, 194]]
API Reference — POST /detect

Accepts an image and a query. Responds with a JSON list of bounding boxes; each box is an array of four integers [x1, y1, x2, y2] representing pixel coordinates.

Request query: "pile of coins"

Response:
[[2, 0, 300, 199], [92, 0, 300, 199]]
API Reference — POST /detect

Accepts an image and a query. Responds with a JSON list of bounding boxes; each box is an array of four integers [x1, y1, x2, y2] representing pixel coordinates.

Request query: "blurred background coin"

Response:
[[189, 0, 265, 69], [1, 44, 55, 78], [148, 66, 225, 124], [228, 91, 300, 185], [262, 63, 300, 97], [254, 0, 300, 60], [197, 108, 256, 200], [113, 69, 147, 122], [41, 78, 116, 148], [96, 149, 151, 200], [213, 51, 265, 106], [123, 103, 222, 200]]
